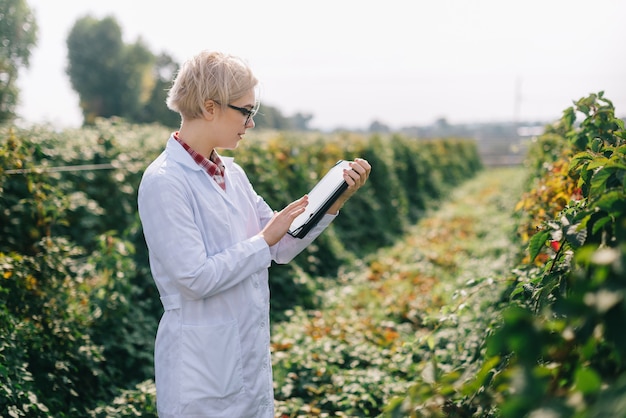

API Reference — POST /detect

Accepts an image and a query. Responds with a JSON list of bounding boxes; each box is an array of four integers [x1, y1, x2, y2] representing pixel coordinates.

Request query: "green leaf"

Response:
[[586, 157, 609, 170], [509, 283, 525, 298], [594, 190, 625, 213], [529, 229, 551, 262], [606, 159, 626, 171], [578, 103, 591, 116], [574, 367, 602, 395], [592, 216, 612, 235], [562, 107, 576, 129], [591, 138, 603, 152], [569, 152, 593, 170], [461, 355, 501, 396], [590, 168, 612, 196], [426, 335, 435, 351]]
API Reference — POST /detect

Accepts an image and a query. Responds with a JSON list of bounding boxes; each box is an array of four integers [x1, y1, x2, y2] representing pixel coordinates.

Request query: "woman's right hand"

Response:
[[259, 195, 309, 246]]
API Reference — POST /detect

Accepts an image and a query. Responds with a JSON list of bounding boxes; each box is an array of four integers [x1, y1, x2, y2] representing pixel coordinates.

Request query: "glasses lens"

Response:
[[245, 102, 260, 125], [251, 101, 260, 117], [226, 102, 259, 125]]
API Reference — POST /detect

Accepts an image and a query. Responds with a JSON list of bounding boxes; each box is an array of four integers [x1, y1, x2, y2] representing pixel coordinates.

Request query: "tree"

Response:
[[118, 38, 156, 121], [253, 103, 293, 130], [291, 112, 314, 131], [0, 0, 38, 123], [66, 15, 154, 125], [136, 52, 180, 128], [368, 120, 390, 133], [65, 15, 313, 130], [253, 105, 315, 131]]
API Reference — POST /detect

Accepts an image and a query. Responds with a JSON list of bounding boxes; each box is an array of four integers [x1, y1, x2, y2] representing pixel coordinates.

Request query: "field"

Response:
[[272, 166, 525, 417], [1, 92, 625, 417]]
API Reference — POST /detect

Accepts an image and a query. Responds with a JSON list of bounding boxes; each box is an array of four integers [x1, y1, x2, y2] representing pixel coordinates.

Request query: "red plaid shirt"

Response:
[[173, 132, 226, 190]]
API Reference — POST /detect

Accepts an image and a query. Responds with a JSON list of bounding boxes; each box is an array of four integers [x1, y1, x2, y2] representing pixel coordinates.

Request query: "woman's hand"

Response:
[[259, 195, 309, 246], [327, 158, 371, 214]]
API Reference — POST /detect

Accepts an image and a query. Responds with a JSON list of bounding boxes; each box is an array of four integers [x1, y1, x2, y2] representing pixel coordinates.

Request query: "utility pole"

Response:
[[514, 76, 522, 126]]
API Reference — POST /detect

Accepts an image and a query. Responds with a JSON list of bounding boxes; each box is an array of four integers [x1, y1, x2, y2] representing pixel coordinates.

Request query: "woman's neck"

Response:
[[177, 119, 214, 157]]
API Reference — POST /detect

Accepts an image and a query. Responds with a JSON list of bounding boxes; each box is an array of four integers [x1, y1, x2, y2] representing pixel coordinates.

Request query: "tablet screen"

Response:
[[289, 160, 350, 234]]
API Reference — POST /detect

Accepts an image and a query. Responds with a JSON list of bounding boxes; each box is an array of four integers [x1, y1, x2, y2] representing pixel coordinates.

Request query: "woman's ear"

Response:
[[202, 100, 216, 120]]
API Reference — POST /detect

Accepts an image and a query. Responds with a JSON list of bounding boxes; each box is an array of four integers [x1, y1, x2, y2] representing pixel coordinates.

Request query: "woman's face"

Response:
[[214, 88, 258, 150]]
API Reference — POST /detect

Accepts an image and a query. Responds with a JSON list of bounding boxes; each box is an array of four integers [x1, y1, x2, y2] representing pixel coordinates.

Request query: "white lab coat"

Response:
[[138, 136, 335, 418]]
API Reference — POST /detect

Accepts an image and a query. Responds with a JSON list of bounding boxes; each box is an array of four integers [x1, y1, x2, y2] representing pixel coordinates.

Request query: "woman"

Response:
[[137, 50, 370, 418]]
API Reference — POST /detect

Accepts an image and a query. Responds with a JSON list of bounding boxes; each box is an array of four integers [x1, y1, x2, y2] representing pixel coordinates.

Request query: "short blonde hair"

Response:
[[166, 50, 258, 120]]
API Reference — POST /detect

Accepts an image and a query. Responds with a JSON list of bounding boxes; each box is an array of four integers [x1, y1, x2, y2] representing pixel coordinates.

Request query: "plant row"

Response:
[[271, 166, 526, 417], [0, 121, 481, 416], [494, 92, 626, 417], [387, 92, 626, 416]]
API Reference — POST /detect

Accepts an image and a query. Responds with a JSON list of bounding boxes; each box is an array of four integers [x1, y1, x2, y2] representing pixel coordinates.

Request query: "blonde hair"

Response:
[[166, 50, 258, 120]]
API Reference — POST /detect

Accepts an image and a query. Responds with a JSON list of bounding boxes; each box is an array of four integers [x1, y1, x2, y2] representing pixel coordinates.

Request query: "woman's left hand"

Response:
[[327, 158, 371, 214]]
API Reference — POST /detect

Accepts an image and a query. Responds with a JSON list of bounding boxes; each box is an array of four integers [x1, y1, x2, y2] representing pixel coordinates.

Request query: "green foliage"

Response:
[[1, 121, 167, 416], [0, 305, 50, 416], [1, 238, 111, 416], [0, 0, 38, 123], [378, 92, 626, 418], [135, 53, 180, 129], [66, 16, 177, 127], [273, 167, 524, 417], [0, 120, 481, 416], [377, 167, 525, 418], [223, 131, 482, 317], [87, 380, 158, 418], [66, 16, 127, 123], [8, 92, 622, 417], [483, 92, 626, 417]]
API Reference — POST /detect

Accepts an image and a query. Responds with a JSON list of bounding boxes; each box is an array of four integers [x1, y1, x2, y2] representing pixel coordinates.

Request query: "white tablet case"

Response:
[[288, 160, 351, 238]]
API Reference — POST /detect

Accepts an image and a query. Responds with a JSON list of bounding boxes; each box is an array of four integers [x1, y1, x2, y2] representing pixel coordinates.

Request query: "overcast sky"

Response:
[[16, 0, 626, 130]]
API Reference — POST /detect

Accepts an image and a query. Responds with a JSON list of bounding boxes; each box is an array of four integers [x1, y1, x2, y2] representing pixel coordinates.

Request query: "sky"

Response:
[[15, 0, 626, 131]]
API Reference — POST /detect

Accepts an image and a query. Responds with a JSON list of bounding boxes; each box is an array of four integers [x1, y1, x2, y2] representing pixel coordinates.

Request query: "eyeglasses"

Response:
[[226, 102, 260, 125]]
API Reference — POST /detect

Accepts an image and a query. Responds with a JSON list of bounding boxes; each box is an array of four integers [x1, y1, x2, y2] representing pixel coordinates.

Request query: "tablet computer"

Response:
[[288, 160, 351, 238]]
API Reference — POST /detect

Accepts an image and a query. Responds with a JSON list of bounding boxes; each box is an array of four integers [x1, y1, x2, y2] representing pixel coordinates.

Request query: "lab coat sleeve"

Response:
[[138, 173, 271, 301]]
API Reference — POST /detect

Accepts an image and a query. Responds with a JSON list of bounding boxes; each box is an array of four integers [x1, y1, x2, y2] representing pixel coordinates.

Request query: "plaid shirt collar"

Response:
[[173, 132, 226, 190]]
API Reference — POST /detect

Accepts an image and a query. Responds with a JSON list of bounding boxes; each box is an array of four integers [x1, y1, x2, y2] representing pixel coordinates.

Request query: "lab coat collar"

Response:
[[165, 135, 236, 172], [165, 136, 203, 172], [165, 135, 239, 204]]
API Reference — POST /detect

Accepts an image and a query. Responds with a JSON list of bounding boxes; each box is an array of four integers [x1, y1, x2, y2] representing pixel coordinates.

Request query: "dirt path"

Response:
[[272, 166, 527, 417]]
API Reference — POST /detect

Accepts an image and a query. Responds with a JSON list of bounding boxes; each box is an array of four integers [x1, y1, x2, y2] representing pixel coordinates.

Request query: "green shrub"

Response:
[[487, 92, 626, 417], [0, 120, 481, 415]]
